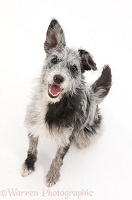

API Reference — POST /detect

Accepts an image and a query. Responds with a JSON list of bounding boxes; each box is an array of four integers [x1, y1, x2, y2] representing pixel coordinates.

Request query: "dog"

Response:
[[21, 19, 112, 187]]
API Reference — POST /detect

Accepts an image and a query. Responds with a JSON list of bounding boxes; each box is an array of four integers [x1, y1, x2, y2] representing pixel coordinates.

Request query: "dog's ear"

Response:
[[78, 49, 97, 72], [44, 19, 66, 53]]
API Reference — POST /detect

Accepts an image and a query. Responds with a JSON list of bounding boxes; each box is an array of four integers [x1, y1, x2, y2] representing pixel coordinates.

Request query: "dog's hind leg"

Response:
[[21, 134, 39, 177], [46, 143, 71, 187], [73, 130, 91, 149], [73, 108, 102, 149]]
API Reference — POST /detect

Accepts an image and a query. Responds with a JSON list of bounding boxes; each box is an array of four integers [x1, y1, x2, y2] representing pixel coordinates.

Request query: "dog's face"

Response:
[[43, 19, 97, 102]]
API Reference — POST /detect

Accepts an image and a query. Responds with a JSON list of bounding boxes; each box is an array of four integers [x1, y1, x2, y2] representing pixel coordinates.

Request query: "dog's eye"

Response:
[[51, 57, 58, 64], [70, 65, 78, 72]]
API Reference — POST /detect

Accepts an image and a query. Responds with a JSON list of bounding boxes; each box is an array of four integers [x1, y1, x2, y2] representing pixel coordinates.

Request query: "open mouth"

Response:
[[48, 84, 63, 98]]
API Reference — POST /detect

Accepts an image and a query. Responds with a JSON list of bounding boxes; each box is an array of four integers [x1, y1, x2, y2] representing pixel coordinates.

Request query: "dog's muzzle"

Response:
[[48, 74, 64, 98]]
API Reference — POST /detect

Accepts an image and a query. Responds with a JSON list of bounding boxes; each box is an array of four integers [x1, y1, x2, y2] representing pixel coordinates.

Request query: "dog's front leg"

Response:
[[21, 134, 39, 177], [46, 143, 71, 187]]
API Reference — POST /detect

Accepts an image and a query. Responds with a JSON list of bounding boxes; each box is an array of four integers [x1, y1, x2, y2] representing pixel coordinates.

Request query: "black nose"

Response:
[[53, 74, 64, 84]]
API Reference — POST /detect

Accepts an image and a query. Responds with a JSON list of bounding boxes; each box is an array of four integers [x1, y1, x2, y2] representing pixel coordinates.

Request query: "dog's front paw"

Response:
[[21, 163, 33, 177], [46, 169, 60, 187]]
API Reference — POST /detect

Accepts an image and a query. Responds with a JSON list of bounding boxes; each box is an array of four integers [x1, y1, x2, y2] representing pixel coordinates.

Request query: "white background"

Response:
[[0, 0, 132, 199]]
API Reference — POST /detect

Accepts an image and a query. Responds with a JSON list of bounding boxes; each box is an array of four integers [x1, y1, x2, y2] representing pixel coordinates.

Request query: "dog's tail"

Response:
[[87, 65, 112, 126], [91, 65, 112, 104]]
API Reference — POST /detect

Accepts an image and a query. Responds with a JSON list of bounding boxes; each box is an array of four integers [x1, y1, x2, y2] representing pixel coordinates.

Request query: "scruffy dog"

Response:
[[21, 19, 112, 187]]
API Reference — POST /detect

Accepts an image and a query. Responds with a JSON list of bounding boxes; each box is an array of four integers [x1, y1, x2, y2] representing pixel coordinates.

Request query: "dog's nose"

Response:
[[53, 74, 64, 84]]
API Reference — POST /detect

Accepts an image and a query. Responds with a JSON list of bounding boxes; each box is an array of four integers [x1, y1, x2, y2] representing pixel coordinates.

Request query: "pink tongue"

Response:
[[49, 85, 61, 96]]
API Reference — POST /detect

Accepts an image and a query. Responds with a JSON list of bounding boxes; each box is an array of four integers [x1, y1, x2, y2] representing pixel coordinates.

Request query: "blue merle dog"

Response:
[[21, 19, 112, 187]]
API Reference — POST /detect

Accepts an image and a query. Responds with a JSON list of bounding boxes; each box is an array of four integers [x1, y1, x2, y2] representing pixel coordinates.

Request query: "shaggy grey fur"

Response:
[[21, 19, 112, 187]]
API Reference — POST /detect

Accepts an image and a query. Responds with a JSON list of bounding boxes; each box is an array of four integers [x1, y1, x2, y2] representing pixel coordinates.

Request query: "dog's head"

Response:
[[43, 19, 97, 102]]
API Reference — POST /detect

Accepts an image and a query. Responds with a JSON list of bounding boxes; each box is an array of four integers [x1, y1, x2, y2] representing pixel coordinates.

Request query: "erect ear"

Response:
[[78, 49, 97, 72], [44, 19, 66, 53]]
